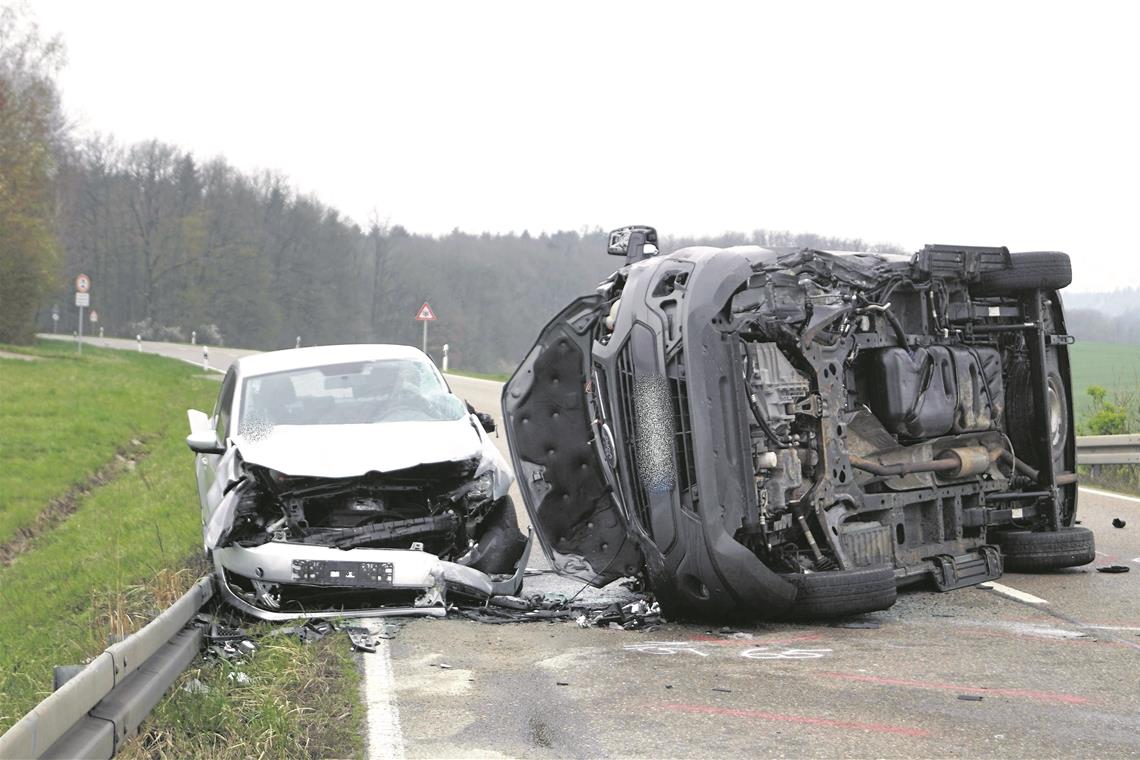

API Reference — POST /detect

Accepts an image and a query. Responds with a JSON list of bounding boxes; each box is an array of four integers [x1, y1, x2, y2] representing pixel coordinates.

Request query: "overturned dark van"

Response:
[[503, 226, 1091, 620]]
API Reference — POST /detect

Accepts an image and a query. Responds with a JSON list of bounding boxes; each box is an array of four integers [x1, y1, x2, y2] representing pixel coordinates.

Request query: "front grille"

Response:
[[670, 374, 698, 512]]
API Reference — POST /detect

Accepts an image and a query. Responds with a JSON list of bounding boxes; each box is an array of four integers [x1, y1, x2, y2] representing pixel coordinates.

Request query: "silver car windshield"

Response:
[[237, 358, 466, 432]]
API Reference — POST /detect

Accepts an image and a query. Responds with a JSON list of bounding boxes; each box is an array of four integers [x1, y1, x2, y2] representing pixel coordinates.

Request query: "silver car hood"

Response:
[[233, 417, 484, 478]]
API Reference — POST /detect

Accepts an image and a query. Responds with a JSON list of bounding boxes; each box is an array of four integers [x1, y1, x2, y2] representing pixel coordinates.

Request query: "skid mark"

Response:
[[660, 702, 930, 737], [819, 671, 1089, 704]]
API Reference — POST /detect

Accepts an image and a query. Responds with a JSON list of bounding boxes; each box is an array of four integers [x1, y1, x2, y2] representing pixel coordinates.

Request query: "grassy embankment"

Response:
[[0, 341, 363, 758], [1068, 341, 1140, 426]]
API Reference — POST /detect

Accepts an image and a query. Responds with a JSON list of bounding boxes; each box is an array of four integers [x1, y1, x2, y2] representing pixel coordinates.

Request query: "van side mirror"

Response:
[[607, 225, 658, 264]]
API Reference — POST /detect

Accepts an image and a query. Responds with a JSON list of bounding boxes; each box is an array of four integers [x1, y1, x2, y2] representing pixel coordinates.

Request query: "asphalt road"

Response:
[[63, 336, 1140, 757], [410, 374, 1140, 759]]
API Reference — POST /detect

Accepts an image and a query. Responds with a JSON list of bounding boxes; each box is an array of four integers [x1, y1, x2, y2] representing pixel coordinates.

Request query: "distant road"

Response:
[[41, 333, 256, 372]]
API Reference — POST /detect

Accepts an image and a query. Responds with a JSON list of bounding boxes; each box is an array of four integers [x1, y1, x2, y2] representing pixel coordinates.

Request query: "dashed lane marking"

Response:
[[979, 581, 1049, 605]]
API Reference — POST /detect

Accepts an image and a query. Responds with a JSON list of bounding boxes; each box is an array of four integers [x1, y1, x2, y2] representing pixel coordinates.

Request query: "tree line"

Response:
[[1, 8, 902, 372]]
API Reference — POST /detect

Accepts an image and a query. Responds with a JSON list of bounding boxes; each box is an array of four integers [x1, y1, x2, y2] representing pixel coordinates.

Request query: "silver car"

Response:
[[186, 344, 529, 620]]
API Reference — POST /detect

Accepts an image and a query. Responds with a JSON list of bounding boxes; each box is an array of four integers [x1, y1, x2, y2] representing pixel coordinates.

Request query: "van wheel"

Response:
[[994, 527, 1094, 572], [974, 251, 1072, 295], [783, 565, 897, 619]]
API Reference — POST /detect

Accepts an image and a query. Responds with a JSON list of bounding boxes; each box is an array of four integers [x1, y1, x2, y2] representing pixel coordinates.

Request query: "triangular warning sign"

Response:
[[415, 302, 437, 321]]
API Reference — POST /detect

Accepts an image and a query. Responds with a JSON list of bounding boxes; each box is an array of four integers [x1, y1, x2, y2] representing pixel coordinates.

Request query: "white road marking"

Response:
[[1083, 624, 1140, 633], [978, 581, 1049, 605], [362, 627, 405, 760], [1079, 486, 1140, 505]]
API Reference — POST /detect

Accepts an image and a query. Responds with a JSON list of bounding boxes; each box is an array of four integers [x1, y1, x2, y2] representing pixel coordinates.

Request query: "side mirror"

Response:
[[186, 409, 224, 454], [607, 225, 658, 264], [476, 412, 496, 434], [186, 430, 225, 455]]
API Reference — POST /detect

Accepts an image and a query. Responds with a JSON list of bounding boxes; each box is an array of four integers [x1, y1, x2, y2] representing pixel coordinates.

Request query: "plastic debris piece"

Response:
[[439, 663, 453, 669], [182, 678, 209, 694], [556, 681, 570, 686], [227, 672, 251, 685], [712, 687, 732, 693], [344, 627, 379, 653], [490, 594, 534, 610], [1112, 518, 1126, 529], [1097, 565, 1130, 574], [576, 615, 590, 628], [957, 694, 983, 701]]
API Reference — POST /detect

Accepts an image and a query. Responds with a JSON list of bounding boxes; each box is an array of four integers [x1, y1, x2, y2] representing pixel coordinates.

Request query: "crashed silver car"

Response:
[[187, 344, 529, 620], [504, 226, 1091, 621]]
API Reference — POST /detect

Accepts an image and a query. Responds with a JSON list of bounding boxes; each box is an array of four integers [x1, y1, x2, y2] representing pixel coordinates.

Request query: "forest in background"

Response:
[[3, 7, 1138, 374]]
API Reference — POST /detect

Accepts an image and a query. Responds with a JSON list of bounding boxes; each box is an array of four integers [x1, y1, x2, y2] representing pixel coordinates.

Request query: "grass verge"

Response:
[[0, 342, 366, 757], [445, 367, 510, 383], [119, 626, 365, 760], [0, 339, 210, 546]]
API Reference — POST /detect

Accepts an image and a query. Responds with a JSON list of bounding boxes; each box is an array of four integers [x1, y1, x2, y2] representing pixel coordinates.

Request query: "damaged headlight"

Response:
[[468, 472, 494, 501]]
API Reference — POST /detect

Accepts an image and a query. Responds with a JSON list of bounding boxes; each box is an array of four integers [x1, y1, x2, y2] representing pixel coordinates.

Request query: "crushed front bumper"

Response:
[[213, 531, 532, 621]]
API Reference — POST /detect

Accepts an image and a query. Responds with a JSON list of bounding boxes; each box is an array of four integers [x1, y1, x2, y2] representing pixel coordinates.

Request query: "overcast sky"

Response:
[[30, 0, 1140, 291]]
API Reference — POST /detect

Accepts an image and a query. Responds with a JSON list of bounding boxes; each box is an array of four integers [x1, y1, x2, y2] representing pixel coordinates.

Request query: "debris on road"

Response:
[[1112, 518, 1127, 529], [957, 694, 984, 702], [1097, 565, 1131, 574]]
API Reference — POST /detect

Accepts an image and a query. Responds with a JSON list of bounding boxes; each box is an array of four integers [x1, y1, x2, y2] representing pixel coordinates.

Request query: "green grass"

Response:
[[119, 630, 365, 760], [0, 342, 365, 756], [445, 367, 510, 382], [0, 339, 214, 546], [1068, 341, 1140, 426]]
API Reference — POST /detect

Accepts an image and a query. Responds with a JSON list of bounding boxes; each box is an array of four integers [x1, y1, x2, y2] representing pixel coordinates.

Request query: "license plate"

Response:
[[291, 559, 394, 586]]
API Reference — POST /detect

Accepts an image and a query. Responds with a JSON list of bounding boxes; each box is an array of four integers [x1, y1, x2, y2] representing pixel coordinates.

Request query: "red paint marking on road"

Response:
[[660, 702, 930, 737], [689, 632, 825, 646], [819, 671, 1089, 705]]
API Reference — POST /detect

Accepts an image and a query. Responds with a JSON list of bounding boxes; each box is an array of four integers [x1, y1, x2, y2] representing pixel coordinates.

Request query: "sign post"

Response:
[[74, 274, 91, 355], [51, 305, 59, 333], [415, 301, 437, 355]]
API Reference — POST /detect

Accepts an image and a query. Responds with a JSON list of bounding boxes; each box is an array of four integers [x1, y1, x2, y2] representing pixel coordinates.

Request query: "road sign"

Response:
[[75, 273, 91, 293], [75, 292, 90, 307], [89, 310, 99, 323], [415, 302, 437, 321]]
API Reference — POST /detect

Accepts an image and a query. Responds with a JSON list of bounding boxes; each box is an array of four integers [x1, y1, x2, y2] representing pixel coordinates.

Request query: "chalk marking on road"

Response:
[[740, 647, 832, 660], [978, 581, 1048, 605], [1079, 486, 1140, 505], [362, 627, 405, 760], [660, 703, 931, 738]]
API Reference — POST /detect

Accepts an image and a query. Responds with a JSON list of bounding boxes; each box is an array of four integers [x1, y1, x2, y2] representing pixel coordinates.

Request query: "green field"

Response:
[[1068, 341, 1140, 427], [0, 341, 363, 757]]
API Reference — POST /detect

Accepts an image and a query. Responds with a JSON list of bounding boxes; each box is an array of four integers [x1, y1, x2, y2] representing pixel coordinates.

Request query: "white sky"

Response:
[[29, 0, 1140, 292]]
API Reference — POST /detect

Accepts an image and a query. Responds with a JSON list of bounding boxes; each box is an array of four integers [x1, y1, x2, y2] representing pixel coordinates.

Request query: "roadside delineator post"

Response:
[[442, 343, 449, 371], [296, 336, 301, 349], [203, 346, 209, 372], [191, 330, 197, 345], [137, 335, 142, 352]]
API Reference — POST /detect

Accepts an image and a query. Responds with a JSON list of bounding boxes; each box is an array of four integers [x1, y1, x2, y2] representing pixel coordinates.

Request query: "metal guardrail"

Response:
[[0, 576, 215, 759], [1075, 434, 1140, 466]]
